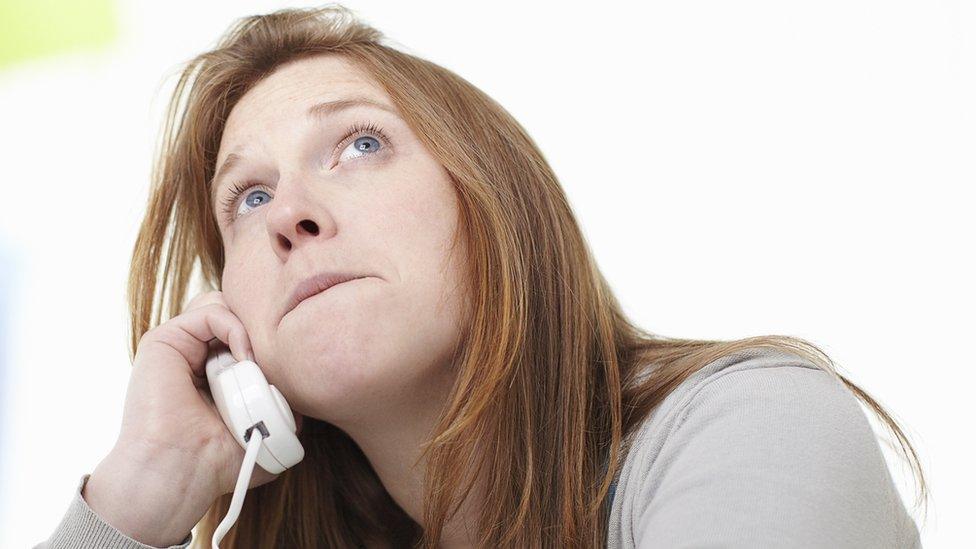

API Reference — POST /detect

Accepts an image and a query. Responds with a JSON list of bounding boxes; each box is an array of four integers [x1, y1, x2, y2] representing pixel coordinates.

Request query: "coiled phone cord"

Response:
[[211, 424, 267, 549]]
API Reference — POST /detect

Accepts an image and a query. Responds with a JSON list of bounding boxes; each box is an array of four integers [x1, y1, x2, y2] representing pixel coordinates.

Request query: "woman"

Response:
[[36, 4, 926, 548]]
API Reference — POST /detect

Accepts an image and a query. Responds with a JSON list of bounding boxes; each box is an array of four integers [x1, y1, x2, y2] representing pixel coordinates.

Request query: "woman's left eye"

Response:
[[336, 121, 390, 165], [217, 121, 391, 224], [339, 135, 383, 163]]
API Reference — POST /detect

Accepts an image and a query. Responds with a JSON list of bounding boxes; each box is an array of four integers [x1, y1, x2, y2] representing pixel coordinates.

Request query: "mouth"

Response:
[[295, 277, 361, 306], [278, 273, 372, 327]]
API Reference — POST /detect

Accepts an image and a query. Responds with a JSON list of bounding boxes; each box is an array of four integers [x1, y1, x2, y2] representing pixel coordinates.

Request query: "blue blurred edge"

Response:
[[0, 234, 19, 522]]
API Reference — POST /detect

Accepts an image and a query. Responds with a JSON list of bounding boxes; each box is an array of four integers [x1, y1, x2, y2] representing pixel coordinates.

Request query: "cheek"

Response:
[[219, 248, 274, 335], [219, 248, 253, 299], [221, 228, 270, 280], [380, 175, 460, 270]]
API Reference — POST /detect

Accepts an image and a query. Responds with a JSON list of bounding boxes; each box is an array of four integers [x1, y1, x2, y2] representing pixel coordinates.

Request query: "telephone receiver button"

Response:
[[269, 385, 297, 432]]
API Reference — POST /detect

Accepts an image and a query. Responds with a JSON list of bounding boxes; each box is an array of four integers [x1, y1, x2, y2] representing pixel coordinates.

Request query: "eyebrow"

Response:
[[209, 96, 399, 206]]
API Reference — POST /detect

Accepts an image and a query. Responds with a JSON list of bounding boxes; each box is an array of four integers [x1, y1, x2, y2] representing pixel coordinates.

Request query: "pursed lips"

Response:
[[278, 275, 370, 325]]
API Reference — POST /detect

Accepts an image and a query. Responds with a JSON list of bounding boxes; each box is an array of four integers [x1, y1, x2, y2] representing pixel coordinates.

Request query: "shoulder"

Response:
[[618, 347, 857, 467], [666, 347, 863, 437], [608, 347, 921, 548]]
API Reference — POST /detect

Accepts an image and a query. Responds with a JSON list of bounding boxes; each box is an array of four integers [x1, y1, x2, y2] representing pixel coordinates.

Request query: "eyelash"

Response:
[[218, 121, 391, 223]]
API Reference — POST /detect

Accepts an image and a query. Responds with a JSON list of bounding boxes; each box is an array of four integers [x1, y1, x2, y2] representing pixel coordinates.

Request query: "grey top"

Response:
[[34, 348, 921, 548], [34, 472, 193, 548], [604, 347, 922, 548]]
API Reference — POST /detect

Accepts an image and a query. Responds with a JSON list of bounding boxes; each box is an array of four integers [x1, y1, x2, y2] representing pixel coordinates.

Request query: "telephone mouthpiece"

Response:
[[204, 345, 305, 474]]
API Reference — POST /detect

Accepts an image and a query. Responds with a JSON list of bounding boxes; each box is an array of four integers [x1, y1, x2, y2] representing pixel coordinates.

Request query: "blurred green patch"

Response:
[[0, 0, 117, 70]]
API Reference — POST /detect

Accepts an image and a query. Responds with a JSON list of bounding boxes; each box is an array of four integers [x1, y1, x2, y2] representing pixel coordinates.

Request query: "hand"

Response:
[[84, 290, 295, 546]]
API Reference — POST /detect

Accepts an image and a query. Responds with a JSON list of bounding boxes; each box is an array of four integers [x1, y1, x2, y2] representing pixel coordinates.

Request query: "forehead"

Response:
[[218, 54, 385, 149]]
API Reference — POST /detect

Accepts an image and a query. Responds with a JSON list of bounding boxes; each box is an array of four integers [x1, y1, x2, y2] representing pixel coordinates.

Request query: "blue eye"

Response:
[[238, 188, 271, 216], [340, 135, 382, 162], [218, 181, 270, 223], [216, 120, 391, 224]]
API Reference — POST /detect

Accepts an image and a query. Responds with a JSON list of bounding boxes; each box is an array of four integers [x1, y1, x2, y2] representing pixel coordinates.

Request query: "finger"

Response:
[[148, 303, 253, 377], [191, 304, 253, 364], [182, 290, 224, 314], [183, 294, 251, 361], [196, 384, 216, 408]]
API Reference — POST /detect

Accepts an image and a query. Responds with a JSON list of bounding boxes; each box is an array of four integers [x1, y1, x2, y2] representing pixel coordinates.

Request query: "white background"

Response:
[[1, 1, 972, 547]]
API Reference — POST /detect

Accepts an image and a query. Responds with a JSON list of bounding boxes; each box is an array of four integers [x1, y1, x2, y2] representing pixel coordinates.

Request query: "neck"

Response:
[[339, 368, 483, 548]]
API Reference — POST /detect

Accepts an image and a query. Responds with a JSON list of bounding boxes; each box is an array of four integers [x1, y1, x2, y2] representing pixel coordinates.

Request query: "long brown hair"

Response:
[[126, 4, 928, 547]]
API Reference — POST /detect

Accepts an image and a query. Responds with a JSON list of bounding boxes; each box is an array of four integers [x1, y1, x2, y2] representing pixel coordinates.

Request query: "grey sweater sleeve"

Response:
[[610, 349, 922, 548], [33, 473, 194, 549]]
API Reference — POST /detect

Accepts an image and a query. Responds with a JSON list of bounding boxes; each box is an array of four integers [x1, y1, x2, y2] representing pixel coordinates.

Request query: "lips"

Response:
[[280, 271, 370, 325]]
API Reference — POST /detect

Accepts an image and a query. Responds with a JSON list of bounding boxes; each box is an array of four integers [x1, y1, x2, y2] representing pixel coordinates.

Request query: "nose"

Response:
[[263, 178, 337, 261]]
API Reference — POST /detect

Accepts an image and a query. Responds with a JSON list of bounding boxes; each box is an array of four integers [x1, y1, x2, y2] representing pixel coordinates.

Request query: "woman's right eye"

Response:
[[219, 182, 271, 223]]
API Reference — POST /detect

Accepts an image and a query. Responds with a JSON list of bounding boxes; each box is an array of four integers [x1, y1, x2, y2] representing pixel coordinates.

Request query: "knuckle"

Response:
[[183, 290, 224, 312], [204, 301, 229, 315], [138, 327, 159, 346]]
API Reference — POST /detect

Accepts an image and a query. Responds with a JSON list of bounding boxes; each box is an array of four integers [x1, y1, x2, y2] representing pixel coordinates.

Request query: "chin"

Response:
[[257, 348, 374, 427]]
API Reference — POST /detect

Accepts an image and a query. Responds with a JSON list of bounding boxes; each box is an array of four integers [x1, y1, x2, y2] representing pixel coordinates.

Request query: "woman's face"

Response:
[[212, 54, 466, 427]]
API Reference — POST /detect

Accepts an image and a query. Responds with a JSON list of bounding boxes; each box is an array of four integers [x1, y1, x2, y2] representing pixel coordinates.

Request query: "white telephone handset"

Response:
[[204, 341, 304, 548]]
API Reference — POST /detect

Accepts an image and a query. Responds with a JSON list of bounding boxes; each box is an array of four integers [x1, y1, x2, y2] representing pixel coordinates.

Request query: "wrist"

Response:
[[84, 443, 215, 546]]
